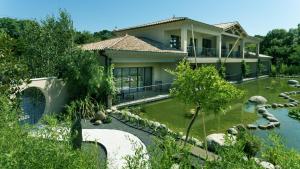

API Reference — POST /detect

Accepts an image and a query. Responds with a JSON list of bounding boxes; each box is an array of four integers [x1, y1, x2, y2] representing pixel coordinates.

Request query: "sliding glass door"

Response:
[[113, 67, 152, 93]]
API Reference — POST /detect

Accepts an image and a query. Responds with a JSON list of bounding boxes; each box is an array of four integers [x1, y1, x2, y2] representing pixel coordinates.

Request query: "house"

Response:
[[81, 17, 272, 104]]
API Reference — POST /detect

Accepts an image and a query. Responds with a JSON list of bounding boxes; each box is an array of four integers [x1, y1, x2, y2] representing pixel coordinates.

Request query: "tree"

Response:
[[169, 60, 244, 155], [74, 31, 95, 44], [241, 60, 250, 79]]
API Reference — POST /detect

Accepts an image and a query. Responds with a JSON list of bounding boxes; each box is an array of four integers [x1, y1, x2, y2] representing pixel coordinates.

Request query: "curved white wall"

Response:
[[19, 77, 69, 114]]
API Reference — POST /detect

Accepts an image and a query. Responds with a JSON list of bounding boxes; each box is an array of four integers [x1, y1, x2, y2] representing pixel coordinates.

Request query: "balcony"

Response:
[[221, 49, 241, 58], [187, 46, 217, 57]]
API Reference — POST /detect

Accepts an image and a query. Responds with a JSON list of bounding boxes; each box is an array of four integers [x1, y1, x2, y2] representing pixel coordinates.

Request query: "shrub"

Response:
[[0, 96, 103, 169], [262, 134, 300, 168], [288, 108, 300, 120]]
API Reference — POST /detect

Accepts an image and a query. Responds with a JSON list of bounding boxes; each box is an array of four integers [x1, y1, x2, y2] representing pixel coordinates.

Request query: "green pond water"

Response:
[[139, 77, 300, 150]]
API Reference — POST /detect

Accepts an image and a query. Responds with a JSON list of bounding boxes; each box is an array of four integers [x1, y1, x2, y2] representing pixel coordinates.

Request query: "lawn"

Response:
[[140, 77, 300, 140]]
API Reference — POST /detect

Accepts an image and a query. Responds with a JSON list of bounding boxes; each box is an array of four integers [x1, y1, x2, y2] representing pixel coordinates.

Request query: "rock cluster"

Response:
[[206, 133, 236, 152], [249, 96, 268, 105], [255, 106, 281, 130]]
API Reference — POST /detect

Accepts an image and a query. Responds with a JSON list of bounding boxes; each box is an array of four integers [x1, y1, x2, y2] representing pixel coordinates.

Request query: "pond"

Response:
[[138, 77, 300, 149], [253, 108, 300, 151]]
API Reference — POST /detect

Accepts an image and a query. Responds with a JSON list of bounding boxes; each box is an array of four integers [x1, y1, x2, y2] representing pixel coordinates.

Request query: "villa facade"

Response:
[[81, 17, 272, 103]]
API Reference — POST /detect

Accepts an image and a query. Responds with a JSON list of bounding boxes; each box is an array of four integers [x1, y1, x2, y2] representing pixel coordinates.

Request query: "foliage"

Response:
[[170, 60, 244, 112], [288, 108, 300, 120], [0, 95, 103, 169], [217, 59, 226, 78], [169, 60, 244, 150], [74, 30, 115, 45], [123, 136, 196, 169], [0, 30, 28, 95], [241, 60, 250, 78], [65, 96, 104, 120], [205, 133, 261, 169], [60, 49, 104, 99], [16, 10, 75, 78], [60, 49, 114, 101], [262, 134, 300, 169]]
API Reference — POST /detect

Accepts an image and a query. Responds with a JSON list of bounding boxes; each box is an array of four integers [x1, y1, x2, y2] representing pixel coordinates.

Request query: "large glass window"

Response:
[[122, 68, 130, 93], [170, 35, 181, 49], [113, 67, 152, 93], [129, 68, 138, 92], [113, 68, 122, 88]]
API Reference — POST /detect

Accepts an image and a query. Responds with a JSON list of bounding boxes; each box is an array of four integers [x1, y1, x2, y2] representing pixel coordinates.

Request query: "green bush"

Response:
[[262, 134, 300, 168], [0, 96, 103, 169], [288, 108, 300, 120], [124, 136, 196, 169]]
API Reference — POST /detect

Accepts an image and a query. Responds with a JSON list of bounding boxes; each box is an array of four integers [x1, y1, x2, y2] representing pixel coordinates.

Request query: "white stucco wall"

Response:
[[19, 77, 69, 115]]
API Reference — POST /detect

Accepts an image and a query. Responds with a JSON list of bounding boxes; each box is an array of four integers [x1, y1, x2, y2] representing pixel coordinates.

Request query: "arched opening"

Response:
[[20, 87, 46, 124]]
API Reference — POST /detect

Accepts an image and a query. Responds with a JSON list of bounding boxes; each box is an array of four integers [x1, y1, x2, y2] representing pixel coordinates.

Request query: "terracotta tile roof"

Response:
[[214, 22, 239, 30], [115, 17, 188, 32], [81, 35, 185, 54]]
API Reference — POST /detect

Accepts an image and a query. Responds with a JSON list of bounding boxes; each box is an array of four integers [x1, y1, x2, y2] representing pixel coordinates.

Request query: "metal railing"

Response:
[[221, 49, 241, 58], [187, 47, 217, 57], [113, 83, 172, 104]]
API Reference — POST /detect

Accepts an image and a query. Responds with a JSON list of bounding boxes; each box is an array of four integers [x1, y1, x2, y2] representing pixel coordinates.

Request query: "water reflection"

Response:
[[20, 88, 46, 125]]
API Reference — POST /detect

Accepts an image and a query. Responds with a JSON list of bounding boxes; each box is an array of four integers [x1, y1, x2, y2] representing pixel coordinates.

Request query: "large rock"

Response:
[[258, 107, 267, 114], [94, 111, 107, 121], [247, 124, 258, 130], [262, 112, 275, 118], [227, 127, 238, 135], [206, 133, 236, 151], [260, 161, 275, 169], [266, 116, 279, 122], [288, 80, 299, 85], [249, 96, 268, 105]]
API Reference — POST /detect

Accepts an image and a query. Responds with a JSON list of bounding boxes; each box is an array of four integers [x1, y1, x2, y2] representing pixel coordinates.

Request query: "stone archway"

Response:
[[20, 87, 47, 124], [18, 77, 69, 124]]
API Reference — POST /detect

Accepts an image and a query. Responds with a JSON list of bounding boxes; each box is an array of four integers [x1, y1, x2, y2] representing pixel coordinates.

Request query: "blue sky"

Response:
[[1, 0, 300, 35]]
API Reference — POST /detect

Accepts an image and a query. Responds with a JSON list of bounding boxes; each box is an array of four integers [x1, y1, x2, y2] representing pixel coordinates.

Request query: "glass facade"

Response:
[[113, 67, 152, 93]]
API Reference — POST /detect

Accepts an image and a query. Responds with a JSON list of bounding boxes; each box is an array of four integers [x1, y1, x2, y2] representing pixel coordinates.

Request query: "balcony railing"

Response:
[[187, 46, 217, 57], [113, 83, 172, 104], [221, 49, 241, 58]]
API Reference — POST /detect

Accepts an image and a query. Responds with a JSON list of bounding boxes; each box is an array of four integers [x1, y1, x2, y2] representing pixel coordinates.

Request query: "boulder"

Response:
[[93, 120, 102, 126], [258, 107, 267, 114], [279, 93, 288, 97], [249, 96, 268, 105], [262, 112, 275, 118], [258, 124, 268, 130], [277, 104, 284, 108], [288, 80, 299, 85], [247, 124, 258, 130], [170, 164, 180, 169], [227, 127, 238, 135], [271, 103, 278, 108], [106, 109, 112, 114], [206, 133, 236, 151], [94, 111, 107, 121], [259, 161, 275, 169], [111, 106, 117, 112], [266, 116, 279, 122], [284, 103, 289, 107], [270, 122, 280, 127]]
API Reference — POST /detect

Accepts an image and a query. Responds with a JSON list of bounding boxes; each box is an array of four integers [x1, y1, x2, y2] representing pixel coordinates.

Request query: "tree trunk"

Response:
[[184, 106, 200, 146], [202, 111, 208, 159]]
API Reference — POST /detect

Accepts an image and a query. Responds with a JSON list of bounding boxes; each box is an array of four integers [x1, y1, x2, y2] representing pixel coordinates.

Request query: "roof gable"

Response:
[[214, 21, 248, 37]]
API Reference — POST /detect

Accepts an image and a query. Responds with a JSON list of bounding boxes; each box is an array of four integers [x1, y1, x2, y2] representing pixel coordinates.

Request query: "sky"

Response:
[[0, 0, 300, 36]]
